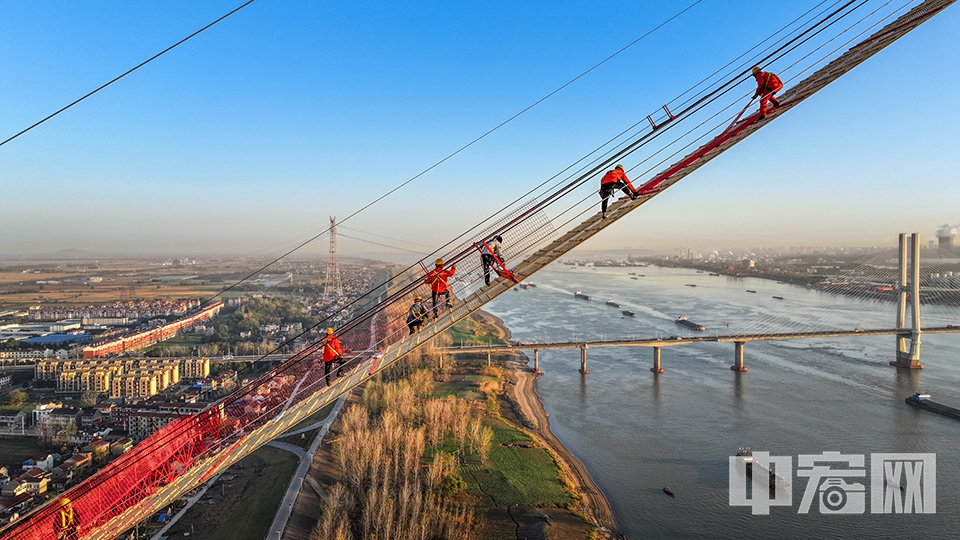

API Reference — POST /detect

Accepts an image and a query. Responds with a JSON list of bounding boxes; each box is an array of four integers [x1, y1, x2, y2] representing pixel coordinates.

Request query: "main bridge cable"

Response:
[[191, 1, 708, 306], [615, 0, 907, 204], [12, 3, 908, 534], [218, 0, 883, 367], [257, 0, 884, 386], [172, 0, 867, 317], [97, 0, 892, 460], [444, 0, 873, 259], [0, 0, 259, 149], [668, 0, 850, 112]]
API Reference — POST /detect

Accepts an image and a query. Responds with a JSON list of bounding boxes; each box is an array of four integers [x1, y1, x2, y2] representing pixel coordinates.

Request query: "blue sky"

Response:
[[1, 1, 958, 258]]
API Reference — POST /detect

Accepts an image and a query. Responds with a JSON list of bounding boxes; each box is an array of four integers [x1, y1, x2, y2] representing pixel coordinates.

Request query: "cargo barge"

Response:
[[574, 290, 591, 301], [675, 315, 705, 331], [622, 310, 636, 317], [905, 393, 960, 420], [606, 299, 621, 308]]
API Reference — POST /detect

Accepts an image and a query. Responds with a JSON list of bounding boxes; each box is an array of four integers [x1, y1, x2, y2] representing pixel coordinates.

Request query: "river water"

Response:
[[484, 264, 960, 539]]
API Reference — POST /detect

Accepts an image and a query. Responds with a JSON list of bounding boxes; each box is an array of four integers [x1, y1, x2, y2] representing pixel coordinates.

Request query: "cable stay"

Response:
[[3, 1, 954, 538]]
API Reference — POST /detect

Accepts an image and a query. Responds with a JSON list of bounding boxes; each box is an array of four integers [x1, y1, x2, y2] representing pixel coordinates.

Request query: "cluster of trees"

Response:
[[5, 389, 28, 406], [316, 371, 494, 540], [227, 297, 318, 337]]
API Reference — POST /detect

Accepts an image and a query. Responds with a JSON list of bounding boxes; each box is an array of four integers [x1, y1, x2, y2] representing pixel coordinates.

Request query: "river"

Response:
[[484, 264, 960, 539]]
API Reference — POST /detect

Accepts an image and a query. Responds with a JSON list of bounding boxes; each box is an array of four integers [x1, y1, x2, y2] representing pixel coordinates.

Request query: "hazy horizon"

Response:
[[3, 2, 958, 258]]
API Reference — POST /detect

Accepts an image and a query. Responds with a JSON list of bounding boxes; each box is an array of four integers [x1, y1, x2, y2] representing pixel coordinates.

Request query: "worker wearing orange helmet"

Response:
[[599, 164, 638, 219], [752, 66, 782, 119], [425, 258, 456, 318], [321, 327, 343, 384], [406, 295, 429, 334], [54, 497, 81, 540]]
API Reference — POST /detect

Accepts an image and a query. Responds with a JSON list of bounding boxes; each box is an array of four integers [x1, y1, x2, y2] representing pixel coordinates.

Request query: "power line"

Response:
[[0, 0, 258, 149]]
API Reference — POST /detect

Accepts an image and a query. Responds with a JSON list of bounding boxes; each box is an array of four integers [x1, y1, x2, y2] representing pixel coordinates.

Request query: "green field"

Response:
[[209, 445, 299, 540], [462, 419, 574, 508], [0, 436, 62, 464]]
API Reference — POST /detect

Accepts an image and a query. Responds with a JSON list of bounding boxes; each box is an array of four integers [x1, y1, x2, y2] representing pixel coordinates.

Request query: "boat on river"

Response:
[[675, 315, 706, 331]]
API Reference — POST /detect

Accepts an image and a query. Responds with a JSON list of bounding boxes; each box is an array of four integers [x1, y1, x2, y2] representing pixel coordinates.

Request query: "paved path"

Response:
[[149, 473, 221, 539], [266, 395, 346, 540]]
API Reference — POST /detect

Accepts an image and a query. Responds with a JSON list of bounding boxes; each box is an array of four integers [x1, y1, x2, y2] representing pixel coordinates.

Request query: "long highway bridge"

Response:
[[438, 326, 960, 374]]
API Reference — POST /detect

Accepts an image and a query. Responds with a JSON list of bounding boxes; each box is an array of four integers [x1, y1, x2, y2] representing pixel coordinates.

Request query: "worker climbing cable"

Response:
[[406, 295, 429, 334], [751, 66, 782, 120], [480, 235, 504, 286], [321, 328, 343, 384], [53, 498, 80, 540], [424, 258, 456, 318], [599, 164, 638, 219]]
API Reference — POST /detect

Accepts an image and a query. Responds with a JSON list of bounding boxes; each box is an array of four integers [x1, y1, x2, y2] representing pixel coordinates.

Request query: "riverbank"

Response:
[[477, 310, 622, 539]]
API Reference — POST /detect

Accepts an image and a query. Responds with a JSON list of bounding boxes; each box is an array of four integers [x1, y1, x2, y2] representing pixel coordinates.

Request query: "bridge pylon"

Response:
[[892, 232, 923, 369]]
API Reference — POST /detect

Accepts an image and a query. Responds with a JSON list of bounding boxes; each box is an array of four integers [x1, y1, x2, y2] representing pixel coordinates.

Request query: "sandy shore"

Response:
[[478, 311, 622, 539]]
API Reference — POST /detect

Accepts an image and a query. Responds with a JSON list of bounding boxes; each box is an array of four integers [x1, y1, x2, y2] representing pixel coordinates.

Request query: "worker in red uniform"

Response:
[[53, 497, 81, 540], [752, 66, 782, 119], [321, 327, 343, 384], [599, 164, 638, 219], [425, 258, 456, 318]]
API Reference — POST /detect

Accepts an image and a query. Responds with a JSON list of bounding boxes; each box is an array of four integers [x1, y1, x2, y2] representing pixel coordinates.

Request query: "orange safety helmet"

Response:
[[615, 164, 624, 171], [435, 258, 444, 266], [60, 498, 71, 506], [414, 295, 422, 301], [752, 66, 761, 75], [325, 327, 334, 334]]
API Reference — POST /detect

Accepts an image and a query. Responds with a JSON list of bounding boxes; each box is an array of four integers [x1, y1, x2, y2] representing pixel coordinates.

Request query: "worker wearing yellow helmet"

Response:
[[424, 258, 457, 318], [321, 327, 343, 385], [751, 66, 783, 119], [54, 497, 81, 539], [407, 294, 429, 335]]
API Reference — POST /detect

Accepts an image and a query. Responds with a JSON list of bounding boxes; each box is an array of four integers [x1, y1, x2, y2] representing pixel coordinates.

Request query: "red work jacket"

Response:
[[754, 71, 783, 94], [425, 266, 456, 293], [601, 169, 630, 185], [322, 335, 343, 362]]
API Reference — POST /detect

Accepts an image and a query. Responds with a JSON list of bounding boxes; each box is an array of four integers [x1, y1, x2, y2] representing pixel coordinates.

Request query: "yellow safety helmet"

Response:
[[60, 498, 71, 506], [414, 295, 422, 301], [325, 327, 334, 334], [435, 258, 444, 266], [752, 66, 761, 75], [615, 164, 624, 171]]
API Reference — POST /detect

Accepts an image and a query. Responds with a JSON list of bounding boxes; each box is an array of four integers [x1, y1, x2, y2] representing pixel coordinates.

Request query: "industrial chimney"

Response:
[[936, 224, 957, 252]]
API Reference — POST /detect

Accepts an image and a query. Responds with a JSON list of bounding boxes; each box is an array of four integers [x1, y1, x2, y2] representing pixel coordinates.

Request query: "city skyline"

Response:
[[2, 1, 958, 257]]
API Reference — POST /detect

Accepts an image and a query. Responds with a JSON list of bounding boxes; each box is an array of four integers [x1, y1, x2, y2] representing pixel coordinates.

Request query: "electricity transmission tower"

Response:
[[323, 216, 344, 303]]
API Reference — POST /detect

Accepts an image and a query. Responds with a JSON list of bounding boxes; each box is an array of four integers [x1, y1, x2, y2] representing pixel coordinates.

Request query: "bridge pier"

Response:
[[533, 349, 543, 374], [650, 346, 664, 373], [731, 342, 748, 372], [892, 232, 923, 369], [579, 344, 589, 374]]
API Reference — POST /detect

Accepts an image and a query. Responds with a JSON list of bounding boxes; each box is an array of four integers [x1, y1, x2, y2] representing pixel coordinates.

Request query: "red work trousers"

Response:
[[759, 92, 781, 116]]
